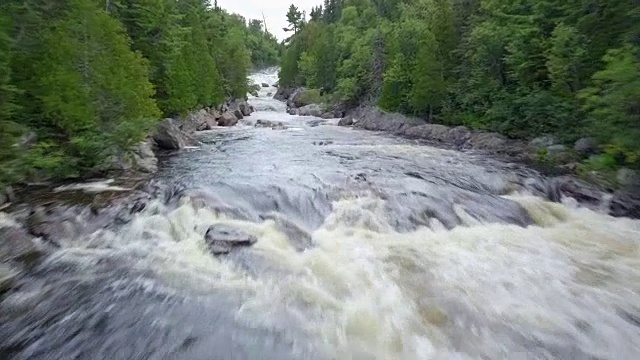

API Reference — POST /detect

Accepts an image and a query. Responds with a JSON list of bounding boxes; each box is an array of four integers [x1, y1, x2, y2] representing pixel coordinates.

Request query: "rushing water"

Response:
[[1, 68, 640, 360]]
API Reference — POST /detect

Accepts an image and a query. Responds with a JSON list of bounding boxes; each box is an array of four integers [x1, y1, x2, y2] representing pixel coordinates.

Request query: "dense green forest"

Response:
[[279, 0, 640, 171], [0, 0, 279, 186]]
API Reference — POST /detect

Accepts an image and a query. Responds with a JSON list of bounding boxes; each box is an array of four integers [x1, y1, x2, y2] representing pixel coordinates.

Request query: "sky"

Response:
[[216, 0, 319, 41]]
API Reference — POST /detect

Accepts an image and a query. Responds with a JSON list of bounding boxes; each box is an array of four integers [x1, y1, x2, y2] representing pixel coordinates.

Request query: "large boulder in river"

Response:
[[296, 104, 323, 117], [465, 132, 508, 152], [446, 126, 472, 147], [338, 116, 354, 126], [274, 86, 295, 101], [610, 190, 640, 219], [205, 224, 257, 255], [353, 107, 419, 133], [229, 99, 252, 118], [217, 111, 238, 127], [184, 109, 217, 131], [153, 118, 196, 150]]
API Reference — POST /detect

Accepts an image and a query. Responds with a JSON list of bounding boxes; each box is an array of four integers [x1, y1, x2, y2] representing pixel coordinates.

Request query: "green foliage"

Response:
[[297, 89, 324, 106], [580, 45, 640, 168], [0, 0, 270, 185], [280, 0, 640, 172]]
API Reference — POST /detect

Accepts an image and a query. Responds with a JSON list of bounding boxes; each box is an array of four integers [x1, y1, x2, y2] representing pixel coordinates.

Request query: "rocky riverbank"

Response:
[[339, 105, 640, 218], [0, 98, 254, 210], [273, 88, 640, 219]]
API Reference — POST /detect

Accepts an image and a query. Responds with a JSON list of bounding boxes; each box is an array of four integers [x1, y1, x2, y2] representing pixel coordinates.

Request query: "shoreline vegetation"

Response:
[[276, 0, 640, 188], [0, 0, 281, 200]]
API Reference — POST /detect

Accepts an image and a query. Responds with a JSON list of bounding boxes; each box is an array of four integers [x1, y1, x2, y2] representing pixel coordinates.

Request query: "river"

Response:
[[1, 68, 639, 359]]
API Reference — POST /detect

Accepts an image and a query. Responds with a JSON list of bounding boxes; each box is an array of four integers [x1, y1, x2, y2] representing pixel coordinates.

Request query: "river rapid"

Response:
[[1, 68, 640, 360]]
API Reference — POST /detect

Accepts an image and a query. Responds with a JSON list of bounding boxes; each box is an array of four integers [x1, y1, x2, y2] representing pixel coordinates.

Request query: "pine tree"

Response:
[[33, 0, 159, 172]]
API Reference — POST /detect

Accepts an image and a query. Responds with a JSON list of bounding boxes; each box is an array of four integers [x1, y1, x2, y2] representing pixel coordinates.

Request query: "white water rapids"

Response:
[[1, 68, 639, 360]]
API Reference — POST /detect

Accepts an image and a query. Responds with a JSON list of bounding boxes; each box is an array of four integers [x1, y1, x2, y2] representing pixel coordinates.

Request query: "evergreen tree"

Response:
[[284, 5, 303, 35]]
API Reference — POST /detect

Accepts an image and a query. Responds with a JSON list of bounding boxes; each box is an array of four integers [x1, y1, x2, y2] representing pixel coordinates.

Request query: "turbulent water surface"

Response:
[[1, 68, 640, 360]]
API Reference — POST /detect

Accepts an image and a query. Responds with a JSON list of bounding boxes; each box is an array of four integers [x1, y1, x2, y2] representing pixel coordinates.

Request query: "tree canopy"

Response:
[[279, 0, 640, 170], [0, 0, 280, 186]]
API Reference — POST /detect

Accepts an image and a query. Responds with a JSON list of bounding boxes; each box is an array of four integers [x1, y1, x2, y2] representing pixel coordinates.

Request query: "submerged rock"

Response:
[[255, 119, 285, 130], [0, 263, 17, 294], [0, 226, 42, 264], [261, 83, 269, 87], [205, 224, 257, 255]]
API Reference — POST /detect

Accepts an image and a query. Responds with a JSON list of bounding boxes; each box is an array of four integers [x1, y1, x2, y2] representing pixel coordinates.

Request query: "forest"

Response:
[[0, 0, 279, 186], [279, 0, 640, 172]]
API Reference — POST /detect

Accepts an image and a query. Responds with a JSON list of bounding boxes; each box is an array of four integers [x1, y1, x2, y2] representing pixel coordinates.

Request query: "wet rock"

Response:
[[217, 112, 238, 127], [131, 139, 158, 173], [262, 214, 313, 251], [574, 137, 598, 156], [447, 126, 472, 147], [306, 119, 324, 127], [187, 109, 217, 131], [255, 120, 285, 130], [466, 132, 508, 152], [403, 124, 450, 141], [338, 116, 353, 126], [287, 88, 313, 108], [296, 104, 323, 117], [530, 136, 557, 150], [182, 109, 213, 133], [353, 107, 419, 133], [153, 118, 196, 150], [250, 89, 259, 97], [229, 99, 252, 117], [320, 112, 334, 119], [261, 83, 269, 87], [205, 224, 257, 255], [267, 92, 273, 97], [0, 226, 42, 264], [552, 176, 603, 206], [274, 86, 295, 101], [0, 263, 17, 294], [610, 190, 640, 219], [617, 168, 640, 188]]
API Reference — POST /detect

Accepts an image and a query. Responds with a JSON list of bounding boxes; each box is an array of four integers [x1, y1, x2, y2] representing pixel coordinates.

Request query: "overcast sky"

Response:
[[216, 0, 319, 41]]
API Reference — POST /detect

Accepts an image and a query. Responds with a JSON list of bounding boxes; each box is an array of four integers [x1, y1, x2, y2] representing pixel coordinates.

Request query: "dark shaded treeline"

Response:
[[0, 0, 280, 186], [279, 0, 640, 173]]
